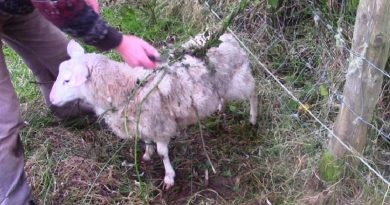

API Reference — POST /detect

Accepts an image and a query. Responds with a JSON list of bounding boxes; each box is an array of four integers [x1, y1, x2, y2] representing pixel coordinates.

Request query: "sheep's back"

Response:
[[156, 56, 220, 127], [206, 34, 254, 100]]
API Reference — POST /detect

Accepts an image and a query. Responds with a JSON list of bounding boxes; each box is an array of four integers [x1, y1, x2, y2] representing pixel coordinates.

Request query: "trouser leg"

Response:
[[0, 9, 95, 205], [0, 40, 31, 205], [1, 10, 94, 120]]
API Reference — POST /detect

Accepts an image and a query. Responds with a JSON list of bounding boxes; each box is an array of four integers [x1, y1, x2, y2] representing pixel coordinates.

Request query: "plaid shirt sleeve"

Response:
[[31, 0, 122, 51]]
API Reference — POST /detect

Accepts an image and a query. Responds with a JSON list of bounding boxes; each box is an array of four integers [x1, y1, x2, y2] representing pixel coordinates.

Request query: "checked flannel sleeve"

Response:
[[31, 0, 122, 51]]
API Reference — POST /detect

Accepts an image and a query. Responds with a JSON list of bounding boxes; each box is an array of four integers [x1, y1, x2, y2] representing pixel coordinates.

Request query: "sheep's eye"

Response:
[[63, 80, 70, 84]]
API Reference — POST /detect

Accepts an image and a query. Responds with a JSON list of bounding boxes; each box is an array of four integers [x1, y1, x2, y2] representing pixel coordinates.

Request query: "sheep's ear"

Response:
[[69, 72, 88, 87], [67, 40, 85, 58], [68, 66, 88, 87]]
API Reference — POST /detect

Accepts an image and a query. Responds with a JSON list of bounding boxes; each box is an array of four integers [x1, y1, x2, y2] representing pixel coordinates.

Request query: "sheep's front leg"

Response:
[[142, 140, 155, 161], [156, 141, 175, 189]]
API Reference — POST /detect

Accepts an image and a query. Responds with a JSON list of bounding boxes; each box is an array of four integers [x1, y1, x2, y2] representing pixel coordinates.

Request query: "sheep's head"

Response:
[[50, 40, 90, 106]]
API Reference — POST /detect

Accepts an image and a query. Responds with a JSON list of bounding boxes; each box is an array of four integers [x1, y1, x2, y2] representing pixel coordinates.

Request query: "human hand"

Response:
[[115, 35, 160, 69], [85, 0, 100, 14]]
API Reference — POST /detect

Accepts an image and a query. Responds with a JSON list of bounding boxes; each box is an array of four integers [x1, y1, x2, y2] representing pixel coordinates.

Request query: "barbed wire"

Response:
[[305, 63, 390, 142], [203, 0, 390, 187], [304, 4, 390, 143], [263, 24, 390, 143], [307, 1, 390, 80]]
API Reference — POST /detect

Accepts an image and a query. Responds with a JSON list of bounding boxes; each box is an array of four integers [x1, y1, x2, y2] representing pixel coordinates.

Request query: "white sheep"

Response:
[[49, 33, 258, 189]]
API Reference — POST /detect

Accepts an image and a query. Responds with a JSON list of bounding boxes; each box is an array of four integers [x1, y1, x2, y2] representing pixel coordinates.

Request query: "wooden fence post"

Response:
[[329, 0, 390, 157]]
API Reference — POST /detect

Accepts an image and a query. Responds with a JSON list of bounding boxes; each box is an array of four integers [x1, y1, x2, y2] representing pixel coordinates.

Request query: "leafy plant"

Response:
[[267, 0, 279, 9], [319, 151, 342, 183]]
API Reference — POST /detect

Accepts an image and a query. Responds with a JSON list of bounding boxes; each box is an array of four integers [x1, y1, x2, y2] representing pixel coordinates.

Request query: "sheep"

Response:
[[49, 33, 258, 189]]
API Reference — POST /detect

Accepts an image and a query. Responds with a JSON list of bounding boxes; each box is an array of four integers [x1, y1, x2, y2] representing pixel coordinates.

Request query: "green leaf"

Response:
[[267, 0, 279, 9], [229, 105, 237, 113], [319, 84, 329, 97], [318, 151, 342, 183]]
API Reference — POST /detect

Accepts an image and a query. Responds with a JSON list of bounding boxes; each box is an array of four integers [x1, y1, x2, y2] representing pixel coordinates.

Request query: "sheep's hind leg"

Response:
[[249, 91, 258, 125], [142, 140, 155, 161], [156, 141, 175, 189]]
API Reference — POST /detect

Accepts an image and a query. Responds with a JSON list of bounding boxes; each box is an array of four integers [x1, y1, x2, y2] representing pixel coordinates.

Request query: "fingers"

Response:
[[135, 40, 160, 69], [138, 52, 157, 69], [124, 51, 156, 69], [116, 35, 160, 69], [141, 40, 160, 61], [139, 39, 161, 67]]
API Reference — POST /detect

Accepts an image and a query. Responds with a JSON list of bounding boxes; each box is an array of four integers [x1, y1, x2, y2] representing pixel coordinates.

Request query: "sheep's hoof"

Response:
[[142, 154, 152, 162], [163, 175, 175, 190], [217, 102, 225, 114], [250, 119, 257, 127], [250, 122, 259, 130]]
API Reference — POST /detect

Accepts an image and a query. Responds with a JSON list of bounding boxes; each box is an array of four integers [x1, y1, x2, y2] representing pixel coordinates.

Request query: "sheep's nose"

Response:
[[49, 93, 56, 104]]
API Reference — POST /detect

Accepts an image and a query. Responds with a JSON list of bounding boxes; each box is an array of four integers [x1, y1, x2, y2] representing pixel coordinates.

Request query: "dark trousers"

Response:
[[0, 10, 93, 205]]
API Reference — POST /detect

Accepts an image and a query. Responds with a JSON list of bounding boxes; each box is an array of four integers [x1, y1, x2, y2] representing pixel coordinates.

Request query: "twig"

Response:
[[194, 108, 217, 174], [82, 67, 167, 204], [381, 185, 390, 205], [134, 67, 169, 190], [193, 0, 250, 58], [124, 108, 144, 193], [202, 0, 390, 187], [82, 139, 128, 204], [28, 80, 54, 85]]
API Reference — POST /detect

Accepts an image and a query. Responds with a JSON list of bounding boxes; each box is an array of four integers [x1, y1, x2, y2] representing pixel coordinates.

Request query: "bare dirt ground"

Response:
[[13, 0, 390, 204]]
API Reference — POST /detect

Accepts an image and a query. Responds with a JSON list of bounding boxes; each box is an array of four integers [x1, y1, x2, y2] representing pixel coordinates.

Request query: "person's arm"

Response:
[[31, 0, 120, 51], [31, 0, 159, 68]]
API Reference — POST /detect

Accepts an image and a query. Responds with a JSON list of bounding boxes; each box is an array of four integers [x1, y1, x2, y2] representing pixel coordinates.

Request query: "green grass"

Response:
[[102, 5, 197, 42], [4, 45, 56, 157], [5, 46, 40, 103], [318, 151, 343, 183], [6, 0, 390, 204]]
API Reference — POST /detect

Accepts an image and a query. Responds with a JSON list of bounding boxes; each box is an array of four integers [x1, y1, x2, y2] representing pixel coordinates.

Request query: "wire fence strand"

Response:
[[203, 0, 390, 187], [265, 23, 390, 143], [309, 3, 390, 80]]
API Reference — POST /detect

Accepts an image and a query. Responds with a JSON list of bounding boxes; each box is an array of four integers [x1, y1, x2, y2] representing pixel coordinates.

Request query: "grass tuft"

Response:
[[318, 151, 342, 183], [7, 0, 389, 204]]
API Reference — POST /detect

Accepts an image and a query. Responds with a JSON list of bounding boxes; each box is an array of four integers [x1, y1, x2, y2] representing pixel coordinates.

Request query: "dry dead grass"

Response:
[[16, 0, 390, 204]]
